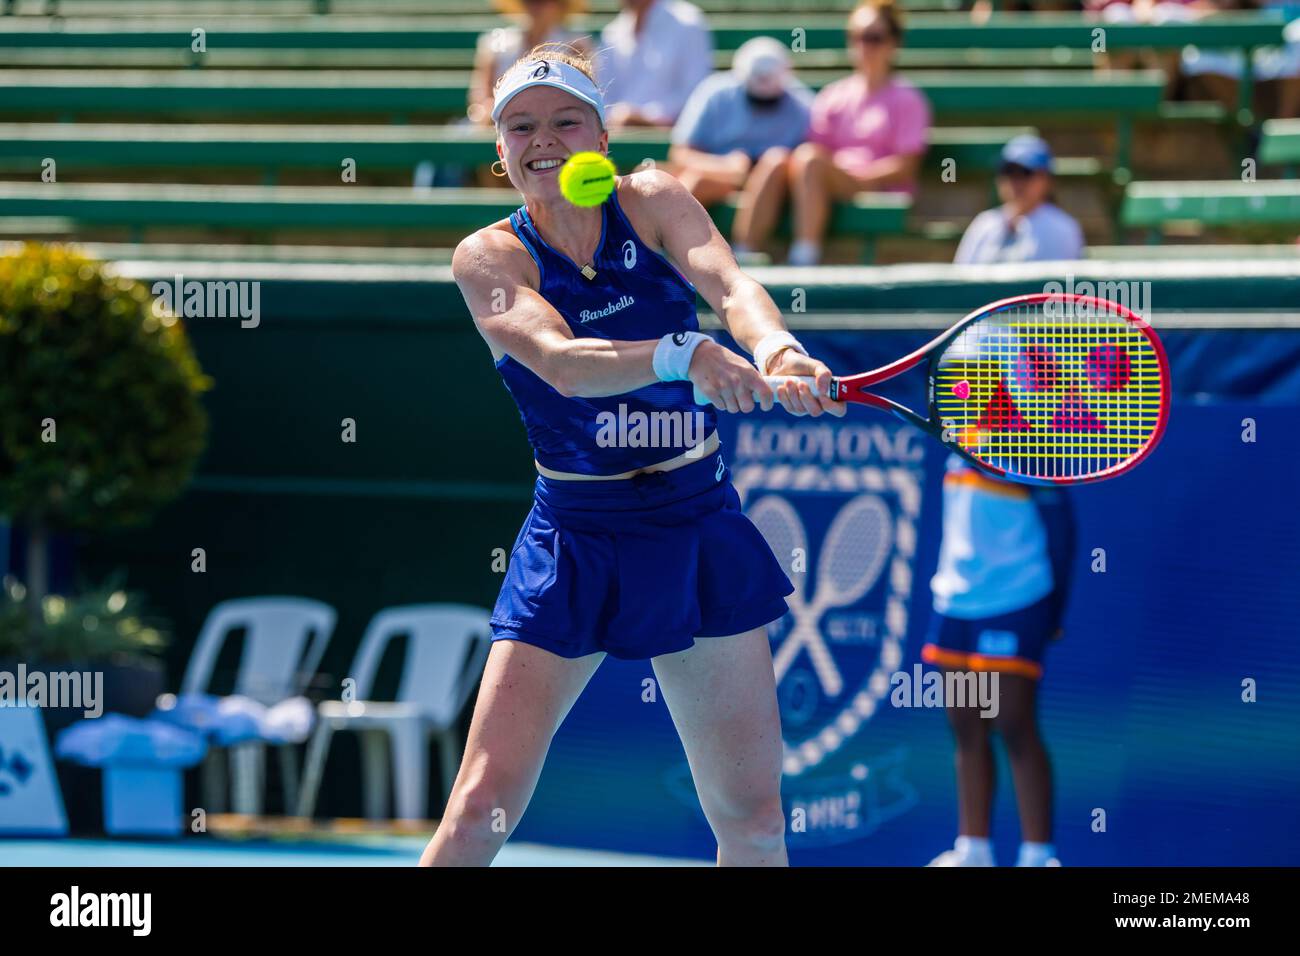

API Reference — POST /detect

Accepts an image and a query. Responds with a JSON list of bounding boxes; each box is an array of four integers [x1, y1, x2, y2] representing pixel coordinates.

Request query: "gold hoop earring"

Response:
[[490, 160, 508, 178]]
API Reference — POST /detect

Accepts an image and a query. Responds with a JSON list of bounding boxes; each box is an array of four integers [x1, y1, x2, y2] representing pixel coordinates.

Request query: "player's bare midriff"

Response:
[[534, 428, 720, 481]]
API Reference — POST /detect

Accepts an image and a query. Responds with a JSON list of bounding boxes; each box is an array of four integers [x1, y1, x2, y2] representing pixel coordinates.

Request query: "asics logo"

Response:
[[672, 332, 688, 346], [530, 61, 550, 79], [622, 240, 637, 269], [716, 455, 725, 481]]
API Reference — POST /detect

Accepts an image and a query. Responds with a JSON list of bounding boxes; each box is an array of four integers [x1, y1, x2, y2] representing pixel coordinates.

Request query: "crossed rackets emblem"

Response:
[[747, 493, 894, 697]]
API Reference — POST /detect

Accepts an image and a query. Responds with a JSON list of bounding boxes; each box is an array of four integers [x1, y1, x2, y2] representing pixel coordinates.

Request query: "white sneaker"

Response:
[[786, 239, 822, 267], [927, 848, 994, 867], [1016, 843, 1062, 867]]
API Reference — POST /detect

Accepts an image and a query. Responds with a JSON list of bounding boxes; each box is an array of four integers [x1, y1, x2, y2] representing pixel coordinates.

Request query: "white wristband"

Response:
[[653, 331, 708, 382], [753, 331, 808, 376]]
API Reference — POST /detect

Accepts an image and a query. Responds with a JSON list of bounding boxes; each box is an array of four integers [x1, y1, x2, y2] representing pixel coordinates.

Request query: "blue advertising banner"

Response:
[[516, 327, 1300, 865]]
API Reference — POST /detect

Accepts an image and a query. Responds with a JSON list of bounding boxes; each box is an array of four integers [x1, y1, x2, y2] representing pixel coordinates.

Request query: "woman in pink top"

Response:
[[785, 0, 931, 265]]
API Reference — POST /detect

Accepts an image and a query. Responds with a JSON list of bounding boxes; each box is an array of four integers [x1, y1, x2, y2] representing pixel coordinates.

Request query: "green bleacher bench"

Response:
[[0, 68, 1165, 120], [0, 46, 1097, 73], [0, 123, 1100, 181], [1260, 119, 1300, 169], [1157, 100, 1231, 124], [0, 216, 80, 237], [1, 239, 460, 265], [10, 0, 969, 15], [1087, 243, 1300, 260], [0, 181, 910, 260], [0, 13, 1283, 54], [0, 69, 472, 115], [1121, 180, 1300, 239], [0, 68, 1161, 175]]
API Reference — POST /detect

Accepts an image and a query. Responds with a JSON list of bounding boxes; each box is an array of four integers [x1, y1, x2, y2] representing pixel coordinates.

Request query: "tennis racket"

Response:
[[696, 292, 1170, 486]]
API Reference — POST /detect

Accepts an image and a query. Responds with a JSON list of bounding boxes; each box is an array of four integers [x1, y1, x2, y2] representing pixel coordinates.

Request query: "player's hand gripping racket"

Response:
[[697, 293, 1170, 485]]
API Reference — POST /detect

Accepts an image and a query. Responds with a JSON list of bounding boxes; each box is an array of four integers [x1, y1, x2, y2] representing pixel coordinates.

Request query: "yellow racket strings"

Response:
[[933, 301, 1163, 480]]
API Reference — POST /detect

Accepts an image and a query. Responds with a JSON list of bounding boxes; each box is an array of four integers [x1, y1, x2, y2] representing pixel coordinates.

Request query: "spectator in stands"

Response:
[[668, 37, 813, 258], [954, 135, 1085, 264], [1084, 0, 1209, 17], [471, 1, 595, 126], [1086, 0, 1217, 95], [970, 0, 1074, 22], [595, 0, 715, 128], [785, 0, 931, 266], [418, 1, 592, 189], [1182, 1, 1300, 120]]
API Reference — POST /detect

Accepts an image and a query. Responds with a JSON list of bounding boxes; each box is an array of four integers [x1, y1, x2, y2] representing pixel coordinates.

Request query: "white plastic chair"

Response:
[[176, 597, 336, 816], [296, 603, 490, 822]]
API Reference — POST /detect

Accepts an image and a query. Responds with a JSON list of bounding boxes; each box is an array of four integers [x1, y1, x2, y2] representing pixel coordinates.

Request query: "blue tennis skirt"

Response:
[[490, 449, 794, 660]]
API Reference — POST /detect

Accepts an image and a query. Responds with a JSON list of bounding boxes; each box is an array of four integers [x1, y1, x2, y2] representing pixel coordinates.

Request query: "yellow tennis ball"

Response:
[[559, 151, 617, 207]]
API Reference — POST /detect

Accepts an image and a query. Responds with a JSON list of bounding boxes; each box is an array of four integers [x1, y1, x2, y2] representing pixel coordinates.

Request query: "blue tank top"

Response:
[[497, 187, 718, 476]]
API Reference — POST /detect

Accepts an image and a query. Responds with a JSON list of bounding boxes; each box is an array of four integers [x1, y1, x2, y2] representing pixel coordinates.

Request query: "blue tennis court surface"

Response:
[[0, 837, 707, 867]]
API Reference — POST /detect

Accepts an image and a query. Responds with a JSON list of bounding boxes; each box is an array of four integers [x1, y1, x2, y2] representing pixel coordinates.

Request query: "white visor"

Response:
[[491, 58, 607, 127]]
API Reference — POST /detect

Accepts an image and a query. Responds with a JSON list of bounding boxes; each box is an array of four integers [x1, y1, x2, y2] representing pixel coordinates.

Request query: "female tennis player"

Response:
[[419, 44, 844, 867]]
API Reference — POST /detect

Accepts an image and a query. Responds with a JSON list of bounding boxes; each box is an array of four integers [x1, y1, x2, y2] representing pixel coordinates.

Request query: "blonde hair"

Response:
[[852, 0, 905, 40], [493, 42, 604, 128]]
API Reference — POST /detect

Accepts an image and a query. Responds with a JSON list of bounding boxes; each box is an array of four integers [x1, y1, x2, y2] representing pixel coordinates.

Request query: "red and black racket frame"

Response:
[[825, 293, 1172, 486]]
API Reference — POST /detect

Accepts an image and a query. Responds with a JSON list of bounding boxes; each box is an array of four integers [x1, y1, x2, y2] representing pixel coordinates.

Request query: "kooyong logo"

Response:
[[728, 418, 925, 845]]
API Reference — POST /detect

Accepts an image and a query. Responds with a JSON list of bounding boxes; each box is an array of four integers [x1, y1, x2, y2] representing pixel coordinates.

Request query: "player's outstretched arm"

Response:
[[628, 168, 844, 417], [454, 229, 774, 410], [453, 231, 659, 398]]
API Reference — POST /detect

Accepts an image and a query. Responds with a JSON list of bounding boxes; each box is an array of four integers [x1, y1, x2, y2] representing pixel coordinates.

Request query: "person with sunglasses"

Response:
[[471, 1, 595, 130], [784, 0, 931, 266], [953, 135, 1085, 265], [422, 0, 593, 189]]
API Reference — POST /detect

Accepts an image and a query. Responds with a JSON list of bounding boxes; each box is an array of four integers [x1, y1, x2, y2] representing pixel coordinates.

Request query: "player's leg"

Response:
[[419, 640, 603, 865], [925, 673, 998, 866], [949, 679, 997, 839], [994, 672, 1057, 865], [923, 616, 996, 866], [651, 628, 787, 866], [970, 593, 1058, 865], [732, 146, 792, 253]]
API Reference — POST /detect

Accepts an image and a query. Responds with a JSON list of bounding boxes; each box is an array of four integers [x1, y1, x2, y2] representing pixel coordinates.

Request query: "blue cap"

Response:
[[1000, 134, 1054, 174]]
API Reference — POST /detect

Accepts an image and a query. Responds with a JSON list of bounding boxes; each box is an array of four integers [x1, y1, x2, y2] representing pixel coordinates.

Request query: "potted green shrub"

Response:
[[0, 242, 210, 609], [0, 572, 171, 718], [0, 243, 211, 828]]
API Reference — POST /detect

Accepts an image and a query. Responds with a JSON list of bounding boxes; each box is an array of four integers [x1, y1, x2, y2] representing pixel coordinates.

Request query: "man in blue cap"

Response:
[[953, 134, 1085, 265]]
